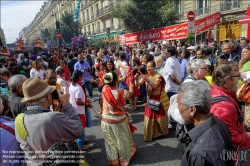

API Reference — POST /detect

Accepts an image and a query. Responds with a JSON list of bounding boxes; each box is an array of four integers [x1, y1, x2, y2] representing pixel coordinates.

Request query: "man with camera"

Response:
[[15, 76, 85, 165]]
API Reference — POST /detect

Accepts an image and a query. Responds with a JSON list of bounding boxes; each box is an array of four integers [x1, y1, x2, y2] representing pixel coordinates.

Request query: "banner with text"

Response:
[[119, 12, 220, 44], [119, 23, 188, 44], [194, 11, 220, 35]]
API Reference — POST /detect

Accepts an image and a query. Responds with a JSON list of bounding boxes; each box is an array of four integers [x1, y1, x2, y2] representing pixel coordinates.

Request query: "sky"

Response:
[[1, 1, 46, 43]]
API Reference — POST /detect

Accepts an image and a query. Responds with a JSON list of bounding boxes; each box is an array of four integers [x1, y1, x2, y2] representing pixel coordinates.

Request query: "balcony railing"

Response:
[[96, 29, 100, 33], [221, 0, 240, 11], [92, 31, 96, 35], [195, 7, 209, 16], [99, 2, 121, 16]]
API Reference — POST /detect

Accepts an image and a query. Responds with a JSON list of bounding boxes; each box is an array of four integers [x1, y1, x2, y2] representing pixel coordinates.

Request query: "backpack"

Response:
[[212, 96, 243, 127]]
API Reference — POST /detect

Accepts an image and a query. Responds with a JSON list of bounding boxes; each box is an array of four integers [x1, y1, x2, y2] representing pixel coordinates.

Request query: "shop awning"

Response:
[[91, 31, 124, 40], [239, 16, 250, 24]]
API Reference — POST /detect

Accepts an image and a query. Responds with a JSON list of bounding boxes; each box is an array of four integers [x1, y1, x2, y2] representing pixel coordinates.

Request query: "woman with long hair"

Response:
[[135, 61, 169, 141], [57, 59, 71, 81], [69, 70, 92, 151], [30, 60, 44, 79], [101, 71, 136, 166]]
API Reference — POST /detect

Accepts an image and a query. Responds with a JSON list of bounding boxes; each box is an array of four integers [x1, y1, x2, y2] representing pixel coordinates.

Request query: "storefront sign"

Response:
[[119, 12, 220, 44], [194, 11, 220, 35], [119, 23, 188, 44]]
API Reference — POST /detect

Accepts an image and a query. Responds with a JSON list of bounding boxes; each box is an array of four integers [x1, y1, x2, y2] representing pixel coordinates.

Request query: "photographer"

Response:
[[15, 76, 85, 165]]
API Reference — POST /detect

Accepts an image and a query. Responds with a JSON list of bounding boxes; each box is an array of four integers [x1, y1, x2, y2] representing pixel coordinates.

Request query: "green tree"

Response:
[[112, 0, 179, 32], [60, 11, 80, 44]]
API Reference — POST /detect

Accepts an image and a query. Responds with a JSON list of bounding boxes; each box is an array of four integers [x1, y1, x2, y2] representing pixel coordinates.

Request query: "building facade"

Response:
[[21, 0, 250, 44], [21, 0, 123, 45]]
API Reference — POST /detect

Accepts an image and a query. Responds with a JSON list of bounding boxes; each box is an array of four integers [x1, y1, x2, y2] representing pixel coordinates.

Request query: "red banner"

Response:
[[194, 11, 220, 35], [119, 12, 220, 44], [119, 23, 188, 44]]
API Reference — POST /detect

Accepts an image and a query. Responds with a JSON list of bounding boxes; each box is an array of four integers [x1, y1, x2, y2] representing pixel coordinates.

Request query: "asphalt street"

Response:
[[84, 88, 183, 166]]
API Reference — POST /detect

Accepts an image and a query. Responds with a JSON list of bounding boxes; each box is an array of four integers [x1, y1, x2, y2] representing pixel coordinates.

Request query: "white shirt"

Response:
[[162, 56, 182, 93], [120, 60, 128, 76], [30, 69, 44, 79], [69, 83, 85, 114]]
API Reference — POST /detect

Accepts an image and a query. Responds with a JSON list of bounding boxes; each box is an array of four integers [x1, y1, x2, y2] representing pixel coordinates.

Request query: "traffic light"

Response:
[[56, 21, 61, 32]]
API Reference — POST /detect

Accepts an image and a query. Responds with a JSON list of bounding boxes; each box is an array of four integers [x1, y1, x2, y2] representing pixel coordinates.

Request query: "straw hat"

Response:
[[21, 76, 55, 103]]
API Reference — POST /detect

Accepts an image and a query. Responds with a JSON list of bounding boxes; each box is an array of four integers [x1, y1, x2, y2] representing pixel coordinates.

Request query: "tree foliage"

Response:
[[60, 11, 80, 44], [111, 0, 179, 32]]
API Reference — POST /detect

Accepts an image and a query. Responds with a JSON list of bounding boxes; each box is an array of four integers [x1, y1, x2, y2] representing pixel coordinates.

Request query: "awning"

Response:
[[91, 31, 124, 40], [239, 16, 250, 24]]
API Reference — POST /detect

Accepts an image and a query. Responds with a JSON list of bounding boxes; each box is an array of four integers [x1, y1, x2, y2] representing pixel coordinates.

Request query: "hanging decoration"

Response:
[[15, 37, 26, 51], [74, 0, 81, 23], [71, 35, 88, 48], [34, 36, 42, 48]]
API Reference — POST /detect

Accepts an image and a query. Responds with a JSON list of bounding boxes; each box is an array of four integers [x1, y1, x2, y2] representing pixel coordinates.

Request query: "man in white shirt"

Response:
[[162, 46, 182, 99]]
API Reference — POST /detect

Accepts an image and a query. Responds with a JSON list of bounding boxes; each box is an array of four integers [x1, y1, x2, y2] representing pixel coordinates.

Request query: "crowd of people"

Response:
[[0, 37, 250, 165]]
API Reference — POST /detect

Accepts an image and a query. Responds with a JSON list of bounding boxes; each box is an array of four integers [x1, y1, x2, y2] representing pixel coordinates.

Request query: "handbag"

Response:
[[147, 99, 160, 111], [237, 82, 250, 103]]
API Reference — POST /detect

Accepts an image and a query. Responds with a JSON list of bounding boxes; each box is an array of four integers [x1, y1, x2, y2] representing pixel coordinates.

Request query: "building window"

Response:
[[196, 0, 208, 15], [110, 18, 114, 29], [81, 12, 85, 22], [97, 21, 100, 31], [96, 3, 99, 16], [176, 0, 182, 13], [221, 0, 239, 11], [92, 24, 95, 33], [86, 9, 89, 21], [91, 7, 94, 19]]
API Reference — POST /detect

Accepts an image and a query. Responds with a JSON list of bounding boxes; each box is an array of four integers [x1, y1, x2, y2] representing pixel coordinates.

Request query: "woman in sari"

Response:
[[238, 47, 250, 127], [101, 72, 136, 166], [135, 61, 169, 141]]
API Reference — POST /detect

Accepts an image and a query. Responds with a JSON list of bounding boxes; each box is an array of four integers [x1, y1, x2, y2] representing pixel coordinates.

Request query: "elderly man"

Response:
[[178, 80, 234, 166], [15, 76, 85, 165], [230, 40, 242, 57], [74, 54, 95, 102], [184, 59, 207, 83], [8, 75, 27, 119], [187, 46, 197, 62], [211, 62, 250, 149], [221, 42, 239, 62]]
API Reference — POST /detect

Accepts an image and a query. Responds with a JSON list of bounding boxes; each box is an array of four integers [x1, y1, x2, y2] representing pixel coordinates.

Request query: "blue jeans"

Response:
[[83, 81, 93, 98]]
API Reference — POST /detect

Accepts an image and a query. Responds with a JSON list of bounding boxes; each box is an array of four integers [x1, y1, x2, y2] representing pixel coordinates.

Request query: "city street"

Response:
[[84, 88, 183, 166]]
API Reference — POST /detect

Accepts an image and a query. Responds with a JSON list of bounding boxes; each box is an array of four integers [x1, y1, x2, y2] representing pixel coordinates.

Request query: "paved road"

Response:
[[84, 88, 183, 166]]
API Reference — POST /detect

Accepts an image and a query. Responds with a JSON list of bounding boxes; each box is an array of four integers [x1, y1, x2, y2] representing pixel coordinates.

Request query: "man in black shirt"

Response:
[[177, 80, 234, 166], [8, 74, 27, 118]]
